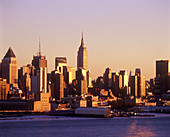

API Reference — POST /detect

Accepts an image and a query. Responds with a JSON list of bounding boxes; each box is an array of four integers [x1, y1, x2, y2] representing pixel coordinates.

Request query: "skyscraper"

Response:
[[129, 72, 146, 99], [135, 68, 141, 76], [76, 68, 88, 95], [119, 70, 128, 87], [156, 60, 170, 77], [1, 47, 18, 85], [103, 67, 112, 90], [31, 40, 47, 94], [154, 60, 170, 97], [77, 33, 88, 71], [51, 70, 65, 101], [55, 57, 67, 73]]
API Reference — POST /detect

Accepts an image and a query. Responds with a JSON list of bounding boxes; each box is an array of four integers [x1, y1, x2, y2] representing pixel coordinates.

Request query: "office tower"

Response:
[[1, 47, 18, 85], [31, 41, 47, 95], [0, 78, 9, 100], [76, 68, 87, 95], [156, 60, 170, 77], [129, 70, 132, 82], [87, 70, 92, 87], [140, 76, 146, 97], [119, 70, 128, 87], [95, 76, 104, 89], [55, 57, 67, 73], [18, 64, 34, 98], [129, 74, 146, 98], [32, 39, 47, 69], [64, 66, 76, 84], [31, 67, 47, 94], [51, 70, 65, 101], [0, 63, 1, 77], [112, 72, 120, 96], [103, 67, 112, 90], [77, 33, 88, 71], [155, 60, 170, 97], [135, 68, 141, 76], [129, 75, 138, 97], [32, 55, 47, 68]]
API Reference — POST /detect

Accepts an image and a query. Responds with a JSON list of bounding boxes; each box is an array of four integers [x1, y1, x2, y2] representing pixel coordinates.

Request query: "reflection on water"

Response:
[[0, 114, 170, 137], [127, 119, 155, 137]]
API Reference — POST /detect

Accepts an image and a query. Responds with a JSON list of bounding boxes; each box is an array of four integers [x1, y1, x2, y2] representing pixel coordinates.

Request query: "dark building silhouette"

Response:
[[154, 60, 170, 98], [135, 68, 141, 76]]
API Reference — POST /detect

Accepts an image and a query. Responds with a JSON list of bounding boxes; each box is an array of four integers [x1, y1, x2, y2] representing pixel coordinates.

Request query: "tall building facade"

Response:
[[103, 67, 112, 90], [55, 57, 67, 73], [51, 70, 65, 101], [111, 72, 120, 96], [18, 65, 34, 92], [77, 33, 92, 89], [1, 47, 18, 85], [129, 74, 146, 98], [155, 60, 170, 97], [156, 60, 170, 77], [31, 42, 47, 94], [119, 70, 128, 87], [64, 66, 76, 84], [77, 33, 88, 71], [31, 67, 47, 93], [0, 78, 9, 100], [76, 68, 87, 95], [135, 68, 141, 76]]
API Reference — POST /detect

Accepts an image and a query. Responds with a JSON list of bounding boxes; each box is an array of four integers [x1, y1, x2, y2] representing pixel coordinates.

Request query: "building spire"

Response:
[[81, 31, 84, 46], [38, 36, 41, 56]]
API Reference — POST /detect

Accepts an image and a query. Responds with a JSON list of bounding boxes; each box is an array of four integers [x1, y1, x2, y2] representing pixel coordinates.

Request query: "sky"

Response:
[[0, 0, 170, 80]]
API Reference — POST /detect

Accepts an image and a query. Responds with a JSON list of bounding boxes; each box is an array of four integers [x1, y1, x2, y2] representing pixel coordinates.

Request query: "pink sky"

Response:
[[0, 0, 170, 80]]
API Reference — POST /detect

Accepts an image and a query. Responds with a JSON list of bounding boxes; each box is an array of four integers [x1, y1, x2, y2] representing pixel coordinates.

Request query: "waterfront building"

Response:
[[34, 92, 51, 112]]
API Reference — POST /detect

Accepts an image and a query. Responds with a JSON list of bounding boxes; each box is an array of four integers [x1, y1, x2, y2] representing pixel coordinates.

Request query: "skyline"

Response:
[[1, 0, 170, 80]]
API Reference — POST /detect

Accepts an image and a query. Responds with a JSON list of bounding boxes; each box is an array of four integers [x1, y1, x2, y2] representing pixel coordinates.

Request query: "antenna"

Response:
[[38, 36, 41, 56], [82, 30, 83, 39]]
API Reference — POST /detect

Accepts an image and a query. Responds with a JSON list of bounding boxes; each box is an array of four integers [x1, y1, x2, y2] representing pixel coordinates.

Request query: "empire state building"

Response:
[[77, 33, 88, 71]]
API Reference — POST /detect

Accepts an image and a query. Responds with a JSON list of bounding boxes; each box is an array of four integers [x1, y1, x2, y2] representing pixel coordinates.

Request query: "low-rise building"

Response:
[[34, 93, 51, 112]]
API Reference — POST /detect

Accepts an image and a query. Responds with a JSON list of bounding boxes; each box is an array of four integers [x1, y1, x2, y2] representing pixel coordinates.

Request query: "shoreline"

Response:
[[1, 112, 170, 121]]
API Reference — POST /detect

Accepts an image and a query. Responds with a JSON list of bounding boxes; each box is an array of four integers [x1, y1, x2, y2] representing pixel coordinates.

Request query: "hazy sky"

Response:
[[0, 0, 170, 80]]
